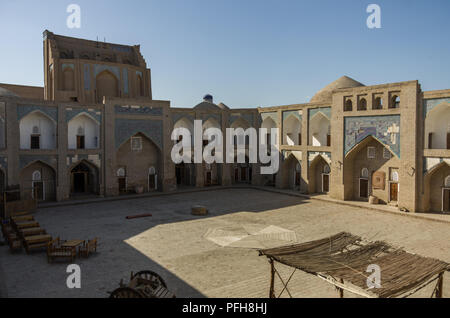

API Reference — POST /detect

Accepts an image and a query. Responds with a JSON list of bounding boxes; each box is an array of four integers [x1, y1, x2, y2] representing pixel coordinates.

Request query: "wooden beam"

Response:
[[269, 259, 275, 298], [436, 272, 444, 298]]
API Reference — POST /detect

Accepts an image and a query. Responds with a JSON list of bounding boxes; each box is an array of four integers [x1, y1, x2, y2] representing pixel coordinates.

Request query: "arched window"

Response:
[[361, 168, 369, 178], [32, 170, 42, 181], [296, 163, 301, 172], [117, 167, 126, 177], [323, 164, 331, 174], [77, 126, 84, 136], [445, 175, 450, 187], [32, 126, 40, 135], [373, 97, 383, 109], [390, 95, 400, 109], [358, 98, 367, 111], [149, 167, 156, 175], [344, 100, 353, 111], [391, 171, 399, 182]]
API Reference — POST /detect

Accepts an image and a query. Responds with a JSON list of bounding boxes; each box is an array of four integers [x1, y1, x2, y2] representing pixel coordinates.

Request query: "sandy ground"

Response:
[[0, 188, 449, 298]]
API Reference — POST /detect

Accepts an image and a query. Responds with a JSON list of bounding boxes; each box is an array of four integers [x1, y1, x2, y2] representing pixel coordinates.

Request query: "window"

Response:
[[383, 148, 391, 159], [298, 133, 302, 146], [361, 168, 369, 178], [323, 165, 331, 174], [428, 133, 433, 149], [326, 134, 331, 147], [445, 176, 450, 187], [391, 171, 399, 182], [131, 137, 142, 151], [344, 99, 353, 111], [447, 133, 450, 150], [373, 96, 383, 109], [30, 135, 40, 149], [390, 95, 400, 109], [76, 135, 85, 149], [358, 98, 367, 111], [367, 147, 376, 159], [117, 167, 126, 177], [32, 170, 41, 181]]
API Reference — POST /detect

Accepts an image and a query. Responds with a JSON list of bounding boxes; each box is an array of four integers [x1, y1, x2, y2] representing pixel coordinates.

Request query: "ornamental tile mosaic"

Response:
[[17, 105, 58, 122], [283, 110, 302, 122], [344, 115, 401, 158], [424, 98, 450, 116], [229, 113, 254, 127], [115, 118, 163, 150], [114, 105, 162, 116], [66, 108, 102, 123], [309, 107, 331, 120]]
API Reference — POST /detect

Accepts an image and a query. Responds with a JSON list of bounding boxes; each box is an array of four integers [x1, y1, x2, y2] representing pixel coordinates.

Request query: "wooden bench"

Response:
[[11, 215, 34, 222], [19, 227, 46, 237], [14, 221, 39, 230], [47, 237, 77, 263], [78, 238, 98, 258], [24, 234, 52, 253], [1, 222, 22, 252]]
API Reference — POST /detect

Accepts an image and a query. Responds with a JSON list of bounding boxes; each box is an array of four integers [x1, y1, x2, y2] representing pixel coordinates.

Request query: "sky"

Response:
[[0, 0, 449, 108]]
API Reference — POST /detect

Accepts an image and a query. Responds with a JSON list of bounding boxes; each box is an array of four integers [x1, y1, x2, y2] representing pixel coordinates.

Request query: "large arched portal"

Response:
[[70, 161, 99, 196], [20, 161, 56, 201], [308, 155, 330, 194], [424, 162, 450, 212], [173, 117, 196, 187], [96, 70, 118, 103], [116, 133, 161, 193], [344, 136, 399, 203]]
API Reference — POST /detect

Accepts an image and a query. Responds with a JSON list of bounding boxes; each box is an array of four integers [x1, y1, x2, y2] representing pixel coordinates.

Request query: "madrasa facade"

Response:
[[0, 31, 449, 214]]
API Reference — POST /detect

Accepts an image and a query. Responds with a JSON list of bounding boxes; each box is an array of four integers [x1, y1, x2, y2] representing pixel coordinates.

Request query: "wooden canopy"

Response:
[[259, 232, 449, 298]]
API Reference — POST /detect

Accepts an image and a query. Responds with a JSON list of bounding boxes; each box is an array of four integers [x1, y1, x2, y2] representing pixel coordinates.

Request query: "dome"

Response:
[[310, 76, 364, 103], [0, 87, 19, 98], [217, 102, 229, 110], [194, 101, 221, 111]]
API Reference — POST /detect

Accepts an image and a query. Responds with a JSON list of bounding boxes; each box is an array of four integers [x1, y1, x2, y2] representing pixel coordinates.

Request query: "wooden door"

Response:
[[241, 167, 247, 182], [33, 181, 44, 200], [443, 189, 450, 212], [390, 183, 398, 202], [77, 135, 85, 149], [327, 134, 331, 147], [447, 133, 450, 150], [148, 174, 156, 191], [118, 177, 126, 193], [234, 168, 239, 182], [322, 174, 330, 193], [359, 179, 369, 198], [205, 172, 211, 186]]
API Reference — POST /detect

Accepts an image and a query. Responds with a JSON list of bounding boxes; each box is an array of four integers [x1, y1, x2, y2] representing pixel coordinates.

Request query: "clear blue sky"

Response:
[[0, 0, 449, 108]]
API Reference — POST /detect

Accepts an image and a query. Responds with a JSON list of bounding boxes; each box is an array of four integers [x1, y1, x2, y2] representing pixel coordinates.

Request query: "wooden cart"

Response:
[[109, 270, 175, 298]]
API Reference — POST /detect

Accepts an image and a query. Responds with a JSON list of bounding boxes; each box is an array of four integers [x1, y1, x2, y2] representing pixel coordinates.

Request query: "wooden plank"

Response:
[[24, 234, 51, 244]]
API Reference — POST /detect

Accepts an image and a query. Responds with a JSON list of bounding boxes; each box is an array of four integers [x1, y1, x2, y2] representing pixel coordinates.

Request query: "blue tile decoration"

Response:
[[84, 64, 90, 90], [17, 105, 58, 122], [62, 63, 74, 71], [123, 68, 129, 95], [260, 112, 278, 125], [308, 151, 331, 166], [93, 64, 120, 85], [309, 107, 331, 120], [424, 98, 450, 117], [423, 157, 450, 174], [114, 105, 162, 116], [19, 155, 57, 170], [67, 154, 102, 169], [344, 115, 400, 158], [283, 110, 302, 122], [172, 112, 195, 124], [66, 108, 102, 123], [115, 118, 163, 150], [229, 113, 254, 127]]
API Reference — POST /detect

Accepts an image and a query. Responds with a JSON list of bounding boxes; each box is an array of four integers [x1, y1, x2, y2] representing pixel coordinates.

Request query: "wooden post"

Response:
[[339, 279, 344, 298], [436, 273, 444, 298], [269, 259, 275, 298]]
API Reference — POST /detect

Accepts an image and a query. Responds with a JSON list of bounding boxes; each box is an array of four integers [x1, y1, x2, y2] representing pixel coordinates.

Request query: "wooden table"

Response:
[[62, 240, 85, 256], [24, 234, 52, 244]]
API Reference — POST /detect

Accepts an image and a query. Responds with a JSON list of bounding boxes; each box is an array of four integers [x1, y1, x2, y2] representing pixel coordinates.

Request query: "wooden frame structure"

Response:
[[259, 232, 449, 298]]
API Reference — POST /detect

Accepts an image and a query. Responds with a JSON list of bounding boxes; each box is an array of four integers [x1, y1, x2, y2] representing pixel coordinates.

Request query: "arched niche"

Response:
[[96, 70, 118, 103], [309, 112, 330, 147], [283, 114, 302, 146], [68, 113, 100, 149], [425, 102, 450, 149], [19, 161, 56, 201], [19, 111, 56, 149]]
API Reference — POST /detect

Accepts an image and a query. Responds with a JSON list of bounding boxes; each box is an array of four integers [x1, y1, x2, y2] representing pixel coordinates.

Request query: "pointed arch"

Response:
[[283, 114, 302, 146], [425, 101, 450, 149], [309, 111, 330, 147], [19, 160, 56, 201], [68, 112, 100, 149], [345, 135, 396, 160], [308, 154, 330, 194], [424, 161, 450, 212], [96, 70, 119, 103], [19, 110, 57, 149], [230, 117, 251, 129]]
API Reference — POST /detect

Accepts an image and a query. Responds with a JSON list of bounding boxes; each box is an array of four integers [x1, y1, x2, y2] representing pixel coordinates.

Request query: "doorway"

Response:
[[390, 182, 399, 202], [359, 178, 369, 199], [322, 174, 330, 193], [205, 171, 212, 186], [32, 181, 45, 200], [234, 168, 239, 183], [443, 189, 450, 212], [118, 177, 127, 193], [73, 172, 86, 193], [241, 167, 247, 182], [148, 174, 156, 191], [70, 161, 98, 195]]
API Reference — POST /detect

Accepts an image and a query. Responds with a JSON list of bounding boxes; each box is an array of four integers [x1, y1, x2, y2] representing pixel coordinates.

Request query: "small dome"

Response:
[[0, 87, 19, 98], [203, 94, 213, 103], [217, 102, 229, 110], [310, 76, 364, 103]]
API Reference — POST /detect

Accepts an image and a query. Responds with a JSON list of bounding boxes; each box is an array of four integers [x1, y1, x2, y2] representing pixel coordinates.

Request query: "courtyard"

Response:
[[0, 188, 449, 298]]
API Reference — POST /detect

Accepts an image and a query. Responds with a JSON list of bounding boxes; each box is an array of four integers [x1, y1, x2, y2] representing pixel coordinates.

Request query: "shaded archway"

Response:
[[344, 135, 399, 203], [96, 70, 118, 103], [280, 154, 302, 190], [425, 102, 450, 149], [116, 133, 161, 194], [261, 117, 277, 147], [173, 117, 196, 188], [70, 160, 99, 196], [68, 113, 100, 149], [63, 67, 75, 91], [308, 155, 330, 194], [19, 111, 56, 149], [283, 114, 302, 146], [309, 112, 330, 147], [424, 162, 450, 212], [231, 155, 251, 184], [20, 161, 56, 201]]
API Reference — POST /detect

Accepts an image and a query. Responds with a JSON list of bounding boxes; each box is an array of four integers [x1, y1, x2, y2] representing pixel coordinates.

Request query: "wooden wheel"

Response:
[[109, 287, 145, 298], [131, 270, 167, 288]]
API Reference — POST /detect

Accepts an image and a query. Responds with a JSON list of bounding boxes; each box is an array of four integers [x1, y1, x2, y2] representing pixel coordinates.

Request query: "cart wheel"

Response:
[[131, 270, 167, 288], [109, 287, 145, 298]]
